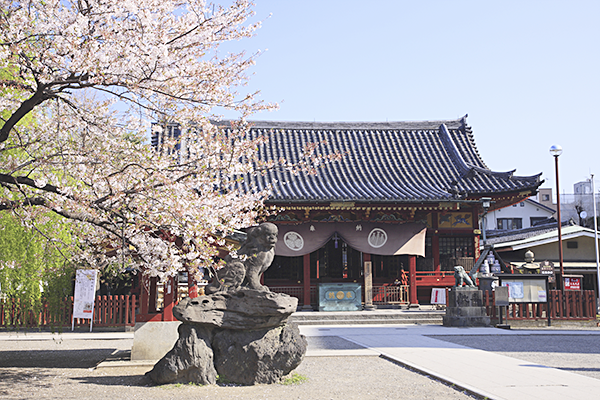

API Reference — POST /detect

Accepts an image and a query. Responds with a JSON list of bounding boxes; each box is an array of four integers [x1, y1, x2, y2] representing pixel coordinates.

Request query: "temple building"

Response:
[[145, 115, 542, 316], [229, 116, 542, 307]]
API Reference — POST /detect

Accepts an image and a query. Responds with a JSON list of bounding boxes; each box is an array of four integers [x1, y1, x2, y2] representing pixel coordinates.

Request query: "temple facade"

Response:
[[142, 116, 542, 318], [227, 116, 543, 307]]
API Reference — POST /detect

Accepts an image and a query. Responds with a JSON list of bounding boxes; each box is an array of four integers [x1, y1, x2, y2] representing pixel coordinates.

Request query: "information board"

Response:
[[564, 276, 581, 290], [500, 277, 547, 303], [73, 269, 98, 326]]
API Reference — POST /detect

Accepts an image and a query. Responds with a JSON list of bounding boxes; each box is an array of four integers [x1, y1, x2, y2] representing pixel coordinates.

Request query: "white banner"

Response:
[[430, 288, 446, 305], [73, 269, 98, 320]]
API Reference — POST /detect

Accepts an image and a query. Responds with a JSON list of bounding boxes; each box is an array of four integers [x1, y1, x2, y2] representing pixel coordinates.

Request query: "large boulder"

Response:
[[212, 323, 307, 385], [173, 289, 298, 330], [146, 323, 217, 385]]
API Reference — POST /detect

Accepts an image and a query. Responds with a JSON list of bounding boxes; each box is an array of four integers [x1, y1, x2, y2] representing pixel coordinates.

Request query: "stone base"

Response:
[[147, 322, 307, 385], [443, 289, 490, 327], [146, 290, 307, 385], [146, 324, 217, 385], [213, 323, 307, 385], [131, 321, 181, 361]]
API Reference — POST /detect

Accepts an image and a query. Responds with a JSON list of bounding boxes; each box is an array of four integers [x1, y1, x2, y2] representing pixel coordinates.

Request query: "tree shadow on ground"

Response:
[[0, 349, 118, 368], [0, 369, 55, 389], [70, 373, 153, 387]]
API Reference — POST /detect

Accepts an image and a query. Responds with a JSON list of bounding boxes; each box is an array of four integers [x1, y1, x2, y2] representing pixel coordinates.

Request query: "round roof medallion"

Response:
[[368, 228, 388, 248], [284, 231, 304, 251]]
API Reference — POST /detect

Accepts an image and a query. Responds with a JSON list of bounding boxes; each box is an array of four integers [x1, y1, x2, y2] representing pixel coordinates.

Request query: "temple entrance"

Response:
[[309, 237, 362, 281], [265, 237, 363, 284]]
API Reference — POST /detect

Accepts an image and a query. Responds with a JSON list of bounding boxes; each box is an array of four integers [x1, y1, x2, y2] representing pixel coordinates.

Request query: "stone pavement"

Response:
[[2, 323, 600, 400], [300, 324, 600, 400]]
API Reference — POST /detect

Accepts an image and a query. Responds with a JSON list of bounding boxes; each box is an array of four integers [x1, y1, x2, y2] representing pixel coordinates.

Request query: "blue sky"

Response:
[[219, 0, 600, 197]]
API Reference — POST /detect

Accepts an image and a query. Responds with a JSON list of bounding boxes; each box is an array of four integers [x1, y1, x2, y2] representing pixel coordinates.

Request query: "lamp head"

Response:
[[549, 144, 563, 157], [481, 197, 492, 210]]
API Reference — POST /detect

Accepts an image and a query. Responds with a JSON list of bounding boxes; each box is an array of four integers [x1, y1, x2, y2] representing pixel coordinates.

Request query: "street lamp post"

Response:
[[550, 145, 564, 291], [481, 197, 492, 246], [592, 174, 600, 312]]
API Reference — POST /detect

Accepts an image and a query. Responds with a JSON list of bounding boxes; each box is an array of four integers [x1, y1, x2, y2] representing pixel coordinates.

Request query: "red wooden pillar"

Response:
[[188, 272, 198, 299], [162, 276, 176, 322], [302, 253, 312, 310], [409, 255, 419, 307]]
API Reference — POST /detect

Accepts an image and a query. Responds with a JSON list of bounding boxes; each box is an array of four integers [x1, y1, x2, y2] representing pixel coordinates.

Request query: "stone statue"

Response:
[[147, 222, 307, 386], [454, 265, 476, 287], [205, 222, 278, 294]]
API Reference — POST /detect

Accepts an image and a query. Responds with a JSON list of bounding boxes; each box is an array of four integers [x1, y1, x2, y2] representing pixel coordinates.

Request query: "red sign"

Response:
[[564, 277, 581, 290]]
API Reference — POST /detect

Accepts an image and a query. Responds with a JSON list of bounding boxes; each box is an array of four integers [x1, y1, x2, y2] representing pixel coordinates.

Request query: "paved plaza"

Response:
[[1, 324, 599, 399]]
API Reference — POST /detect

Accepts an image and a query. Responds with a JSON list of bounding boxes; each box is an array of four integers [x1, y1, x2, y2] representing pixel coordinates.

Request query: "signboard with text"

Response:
[[431, 288, 446, 305], [73, 269, 98, 320], [499, 275, 549, 303], [539, 261, 555, 283], [564, 276, 582, 291]]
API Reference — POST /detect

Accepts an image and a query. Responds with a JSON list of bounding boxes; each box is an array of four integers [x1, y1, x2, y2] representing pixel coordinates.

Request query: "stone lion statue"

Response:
[[205, 222, 278, 294], [454, 265, 476, 288]]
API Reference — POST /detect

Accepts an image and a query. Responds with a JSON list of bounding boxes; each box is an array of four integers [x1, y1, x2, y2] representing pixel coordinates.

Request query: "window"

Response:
[[542, 194, 550, 201], [567, 241, 578, 249], [497, 218, 522, 230], [439, 237, 475, 271]]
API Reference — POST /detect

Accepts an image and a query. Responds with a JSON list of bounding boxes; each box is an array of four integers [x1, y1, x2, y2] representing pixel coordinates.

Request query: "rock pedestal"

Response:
[[146, 289, 307, 385], [443, 288, 491, 327]]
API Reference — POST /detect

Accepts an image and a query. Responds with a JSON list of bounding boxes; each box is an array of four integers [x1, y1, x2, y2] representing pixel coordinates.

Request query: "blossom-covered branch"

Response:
[[0, 0, 342, 283]]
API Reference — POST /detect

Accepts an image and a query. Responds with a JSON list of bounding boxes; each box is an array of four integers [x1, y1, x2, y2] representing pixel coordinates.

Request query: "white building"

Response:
[[488, 222, 600, 292], [486, 198, 555, 230]]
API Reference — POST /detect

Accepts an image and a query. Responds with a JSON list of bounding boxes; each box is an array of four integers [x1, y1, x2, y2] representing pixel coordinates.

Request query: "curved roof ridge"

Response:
[[460, 116, 489, 169], [239, 118, 466, 131], [467, 164, 543, 182], [439, 123, 472, 176]]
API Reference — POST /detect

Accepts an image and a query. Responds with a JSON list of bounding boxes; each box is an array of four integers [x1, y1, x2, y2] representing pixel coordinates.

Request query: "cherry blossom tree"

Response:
[[0, 0, 331, 283]]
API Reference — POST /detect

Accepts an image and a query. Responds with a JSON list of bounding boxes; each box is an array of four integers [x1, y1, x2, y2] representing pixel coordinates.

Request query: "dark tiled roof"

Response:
[[486, 220, 572, 245], [220, 116, 542, 203]]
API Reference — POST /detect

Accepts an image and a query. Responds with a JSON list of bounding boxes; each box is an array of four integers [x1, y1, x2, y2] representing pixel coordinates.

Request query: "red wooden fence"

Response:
[[483, 290, 596, 321], [0, 295, 136, 329]]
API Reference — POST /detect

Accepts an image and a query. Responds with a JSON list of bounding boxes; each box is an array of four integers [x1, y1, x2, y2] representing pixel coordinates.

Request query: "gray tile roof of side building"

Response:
[[486, 220, 573, 245], [220, 115, 543, 203]]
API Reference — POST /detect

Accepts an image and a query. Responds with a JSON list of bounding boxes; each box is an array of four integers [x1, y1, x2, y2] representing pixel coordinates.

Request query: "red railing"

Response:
[[483, 290, 596, 321], [415, 271, 455, 286], [371, 285, 409, 305], [0, 295, 136, 329]]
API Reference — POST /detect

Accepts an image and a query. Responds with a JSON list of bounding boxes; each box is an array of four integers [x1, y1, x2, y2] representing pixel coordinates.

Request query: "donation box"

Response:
[[318, 283, 362, 311]]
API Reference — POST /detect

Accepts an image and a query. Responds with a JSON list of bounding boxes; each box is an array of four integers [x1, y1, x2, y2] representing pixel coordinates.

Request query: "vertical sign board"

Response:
[[72, 269, 98, 332], [564, 276, 581, 290], [430, 288, 446, 305]]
